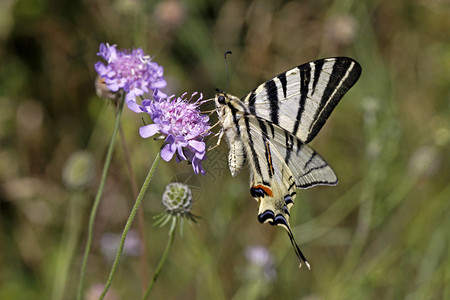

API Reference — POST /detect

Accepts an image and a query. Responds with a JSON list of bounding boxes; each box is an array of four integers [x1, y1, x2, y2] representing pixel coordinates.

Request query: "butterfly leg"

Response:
[[207, 129, 224, 151], [196, 120, 222, 139]]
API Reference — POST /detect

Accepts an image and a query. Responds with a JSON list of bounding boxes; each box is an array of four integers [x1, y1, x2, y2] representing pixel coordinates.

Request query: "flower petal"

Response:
[[188, 140, 206, 153], [130, 87, 144, 98], [139, 124, 159, 138], [141, 99, 152, 107], [192, 157, 206, 175], [152, 79, 167, 89], [94, 62, 107, 75], [177, 147, 187, 161], [126, 99, 142, 113], [195, 150, 206, 160], [161, 143, 176, 162]]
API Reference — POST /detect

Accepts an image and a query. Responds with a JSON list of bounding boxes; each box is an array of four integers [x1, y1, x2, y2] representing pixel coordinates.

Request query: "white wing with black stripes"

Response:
[[251, 117, 338, 188], [242, 57, 361, 143], [213, 57, 361, 268]]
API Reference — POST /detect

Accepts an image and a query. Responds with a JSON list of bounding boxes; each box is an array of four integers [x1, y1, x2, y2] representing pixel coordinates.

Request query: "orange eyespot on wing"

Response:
[[250, 184, 273, 197]]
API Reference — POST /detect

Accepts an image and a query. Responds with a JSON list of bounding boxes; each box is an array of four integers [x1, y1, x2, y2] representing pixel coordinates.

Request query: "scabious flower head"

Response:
[[95, 43, 166, 112], [139, 92, 210, 175]]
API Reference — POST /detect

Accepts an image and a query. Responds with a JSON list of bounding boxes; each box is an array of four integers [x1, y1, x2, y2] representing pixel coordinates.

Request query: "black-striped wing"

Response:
[[242, 57, 361, 143], [232, 114, 338, 268], [250, 117, 338, 188], [213, 57, 361, 268]]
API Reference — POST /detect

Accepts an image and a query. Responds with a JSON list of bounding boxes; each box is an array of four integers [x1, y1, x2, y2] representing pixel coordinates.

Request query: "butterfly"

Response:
[[213, 57, 362, 269]]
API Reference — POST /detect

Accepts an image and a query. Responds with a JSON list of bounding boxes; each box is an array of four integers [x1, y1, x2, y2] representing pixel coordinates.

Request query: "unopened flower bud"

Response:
[[162, 182, 193, 214]]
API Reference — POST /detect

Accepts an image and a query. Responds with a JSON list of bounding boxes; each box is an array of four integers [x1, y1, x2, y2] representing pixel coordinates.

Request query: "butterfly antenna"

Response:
[[286, 226, 311, 270], [224, 50, 232, 93]]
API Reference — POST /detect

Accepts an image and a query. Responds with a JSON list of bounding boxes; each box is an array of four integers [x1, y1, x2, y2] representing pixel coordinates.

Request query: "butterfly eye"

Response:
[[218, 95, 226, 104]]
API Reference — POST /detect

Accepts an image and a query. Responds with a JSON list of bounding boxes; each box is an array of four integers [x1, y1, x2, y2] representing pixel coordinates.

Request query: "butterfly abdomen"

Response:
[[228, 139, 246, 177]]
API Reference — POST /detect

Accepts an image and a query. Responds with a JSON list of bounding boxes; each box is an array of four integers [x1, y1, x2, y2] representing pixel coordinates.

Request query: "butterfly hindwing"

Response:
[[243, 116, 336, 267], [232, 115, 310, 267], [260, 119, 338, 188]]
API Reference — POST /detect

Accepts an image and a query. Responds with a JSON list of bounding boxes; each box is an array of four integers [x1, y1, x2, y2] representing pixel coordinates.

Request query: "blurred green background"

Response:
[[0, 0, 449, 299]]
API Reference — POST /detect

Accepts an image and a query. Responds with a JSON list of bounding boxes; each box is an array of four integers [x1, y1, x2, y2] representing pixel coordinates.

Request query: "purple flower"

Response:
[[139, 92, 210, 175], [245, 246, 277, 281], [95, 43, 167, 112], [100, 230, 142, 262]]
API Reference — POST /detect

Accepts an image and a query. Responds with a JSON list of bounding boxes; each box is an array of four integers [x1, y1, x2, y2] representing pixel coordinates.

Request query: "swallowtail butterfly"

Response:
[[213, 57, 362, 269]]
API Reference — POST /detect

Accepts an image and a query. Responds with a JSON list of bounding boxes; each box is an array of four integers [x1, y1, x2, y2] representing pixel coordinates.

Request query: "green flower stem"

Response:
[[76, 94, 125, 300], [142, 217, 178, 300], [52, 192, 83, 300], [99, 152, 161, 300]]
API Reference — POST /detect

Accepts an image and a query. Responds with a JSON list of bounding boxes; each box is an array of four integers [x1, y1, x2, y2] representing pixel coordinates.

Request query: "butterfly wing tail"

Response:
[[257, 197, 311, 270], [285, 225, 311, 270]]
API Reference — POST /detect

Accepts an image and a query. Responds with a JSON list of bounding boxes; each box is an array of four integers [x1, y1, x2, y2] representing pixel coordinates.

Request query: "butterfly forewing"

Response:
[[242, 57, 361, 143]]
